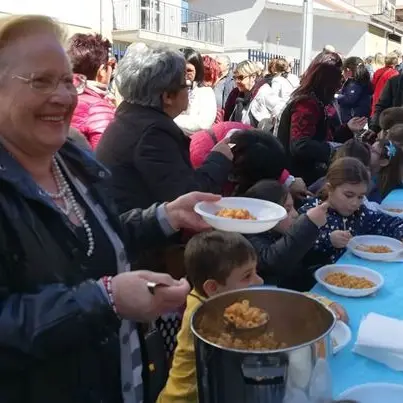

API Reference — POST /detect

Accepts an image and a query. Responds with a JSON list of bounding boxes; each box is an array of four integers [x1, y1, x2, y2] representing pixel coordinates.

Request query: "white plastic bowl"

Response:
[[194, 197, 287, 234], [331, 320, 352, 355], [347, 235, 403, 261], [338, 383, 403, 403], [314, 264, 384, 297], [379, 201, 403, 218]]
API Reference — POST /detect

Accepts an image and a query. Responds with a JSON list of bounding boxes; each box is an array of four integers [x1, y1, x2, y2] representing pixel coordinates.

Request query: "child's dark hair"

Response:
[[244, 180, 288, 205], [230, 130, 287, 195], [379, 107, 403, 131], [343, 56, 371, 85], [376, 139, 403, 197], [333, 139, 371, 167], [387, 124, 403, 147], [326, 157, 370, 192], [185, 231, 257, 296]]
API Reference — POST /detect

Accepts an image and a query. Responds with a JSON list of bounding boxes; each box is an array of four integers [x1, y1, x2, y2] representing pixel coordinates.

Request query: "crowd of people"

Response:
[[1, 12, 403, 403]]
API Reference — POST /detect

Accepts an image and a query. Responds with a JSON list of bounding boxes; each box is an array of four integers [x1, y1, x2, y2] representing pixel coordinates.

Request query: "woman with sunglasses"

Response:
[[224, 60, 285, 129], [67, 33, 116, 149]]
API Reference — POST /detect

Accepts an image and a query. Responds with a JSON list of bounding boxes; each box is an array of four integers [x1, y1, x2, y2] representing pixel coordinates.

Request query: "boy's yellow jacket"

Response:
[[156, 290, 332, 403]]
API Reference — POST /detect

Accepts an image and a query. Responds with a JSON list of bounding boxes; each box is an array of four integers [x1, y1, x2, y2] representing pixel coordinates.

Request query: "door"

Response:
[[141, 0, 161, 32]]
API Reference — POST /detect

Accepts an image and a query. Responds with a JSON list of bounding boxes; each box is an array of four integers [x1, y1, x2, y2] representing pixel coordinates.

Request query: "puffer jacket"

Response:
[[336, 78, 373, 123], [0, 140, 170, 403], [71, 82, 115, 150]]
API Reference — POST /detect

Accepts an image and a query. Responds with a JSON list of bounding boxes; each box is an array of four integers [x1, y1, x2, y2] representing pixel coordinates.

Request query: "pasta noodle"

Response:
[[324, 272, 375, 289], [355, 244, 393, 253], [223, 300, 269, 329], [215, 208, 256, 220], [197, 300, 286, 351]]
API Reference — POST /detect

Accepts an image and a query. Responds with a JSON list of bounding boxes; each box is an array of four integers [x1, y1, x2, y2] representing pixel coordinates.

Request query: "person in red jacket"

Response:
[[371, 53, 399, 116], [67, 33, 116, 149]]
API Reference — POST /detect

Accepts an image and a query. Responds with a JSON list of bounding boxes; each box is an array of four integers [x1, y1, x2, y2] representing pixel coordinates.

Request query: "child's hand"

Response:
[[330, 230, 352, 248], [307, 201, 329, 228], [329, 302, 349, 324]]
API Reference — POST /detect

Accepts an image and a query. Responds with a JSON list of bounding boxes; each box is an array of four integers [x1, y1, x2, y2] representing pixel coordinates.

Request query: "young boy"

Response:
[[157, 231, 347, 403], [157, 231, 262, 403]]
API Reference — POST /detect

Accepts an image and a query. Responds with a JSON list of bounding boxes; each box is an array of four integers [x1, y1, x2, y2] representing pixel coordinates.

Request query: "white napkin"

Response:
[[354, 312, 403, 370]]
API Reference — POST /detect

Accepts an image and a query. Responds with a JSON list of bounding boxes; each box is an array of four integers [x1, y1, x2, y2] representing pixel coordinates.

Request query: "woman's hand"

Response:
[[347, 116, 367, 133], [111, 271, 190, 321], [165, 191, 221, 231], [289, 177, 313, 200], [329, 302, 349, 324], [330, 230, 352, 249]]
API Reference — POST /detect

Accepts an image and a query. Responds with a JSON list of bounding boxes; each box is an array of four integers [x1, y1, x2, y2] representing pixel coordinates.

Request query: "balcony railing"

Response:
[[342, 0, 396, 21], [113, 0, 224, 46]]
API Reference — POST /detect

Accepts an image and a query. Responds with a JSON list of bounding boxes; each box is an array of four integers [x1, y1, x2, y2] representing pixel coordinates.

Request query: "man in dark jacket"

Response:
[[370, 74, 403, 133], [214, 55, 235, 110]]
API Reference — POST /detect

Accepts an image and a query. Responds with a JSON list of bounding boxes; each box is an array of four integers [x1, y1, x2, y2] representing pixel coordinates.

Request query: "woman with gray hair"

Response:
[[97, 44, 233, 212]]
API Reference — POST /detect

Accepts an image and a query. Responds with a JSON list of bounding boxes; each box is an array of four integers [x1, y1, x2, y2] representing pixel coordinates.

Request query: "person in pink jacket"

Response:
[[67, 33, 116, 149]]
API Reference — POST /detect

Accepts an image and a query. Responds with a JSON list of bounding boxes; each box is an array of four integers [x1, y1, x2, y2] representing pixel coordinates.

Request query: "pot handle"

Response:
[[241, 355, 287, 386]]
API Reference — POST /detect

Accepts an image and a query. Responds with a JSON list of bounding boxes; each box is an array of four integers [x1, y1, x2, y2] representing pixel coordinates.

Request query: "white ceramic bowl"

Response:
[[379, 201, 403, 218], [331, 320, 352, 355], [338, 383, 403, 403], [194, 197, 287, 234], [347, 235, 403, 261], [314, 264, 384, 297]]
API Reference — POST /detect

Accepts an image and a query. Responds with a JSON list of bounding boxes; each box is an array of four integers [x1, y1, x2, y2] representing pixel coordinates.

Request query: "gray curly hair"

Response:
[[115, 43, 186, 108]]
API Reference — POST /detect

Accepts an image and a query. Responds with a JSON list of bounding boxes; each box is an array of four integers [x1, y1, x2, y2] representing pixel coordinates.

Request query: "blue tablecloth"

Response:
[[311, 189, 403, 396]]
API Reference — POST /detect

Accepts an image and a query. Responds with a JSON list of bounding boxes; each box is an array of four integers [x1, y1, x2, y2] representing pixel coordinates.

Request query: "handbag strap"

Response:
[[206, 128, 218, 145]]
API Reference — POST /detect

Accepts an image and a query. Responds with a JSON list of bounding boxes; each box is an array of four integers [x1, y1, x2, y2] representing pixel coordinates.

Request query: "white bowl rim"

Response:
[[338, 382, 403, 398], [315, 264, 384, 291], [194, 197, 287, 223], [332, 320, 352, 354]]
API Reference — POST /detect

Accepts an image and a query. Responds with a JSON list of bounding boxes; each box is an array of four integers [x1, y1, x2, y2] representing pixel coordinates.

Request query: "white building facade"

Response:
[[0, 0, 224, 57], [189, 0, 403, 62]]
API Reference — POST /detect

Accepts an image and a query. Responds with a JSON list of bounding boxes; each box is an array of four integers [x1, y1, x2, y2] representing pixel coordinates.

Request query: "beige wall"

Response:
[[365, 25, 402, 56]]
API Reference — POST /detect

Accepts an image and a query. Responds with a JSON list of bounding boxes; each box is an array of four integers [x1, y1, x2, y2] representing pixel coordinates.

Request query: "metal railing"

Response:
[[113, 0, 224, 45], [248, 50, 301, 77]]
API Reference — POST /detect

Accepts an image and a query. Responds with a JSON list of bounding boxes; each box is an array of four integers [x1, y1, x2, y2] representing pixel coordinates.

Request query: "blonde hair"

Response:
[[274, 58, 289, 74], [385, 53, 399, 67], [234, 60, 259, 77], [0, 15, 65, 66], [374, 52, 385, 68]]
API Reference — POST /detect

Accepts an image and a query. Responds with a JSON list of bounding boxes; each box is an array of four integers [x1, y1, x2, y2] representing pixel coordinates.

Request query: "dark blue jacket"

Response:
[[247, 215, 319, 291], [299, 197, 403, 266], [337, 79, 373, 123]]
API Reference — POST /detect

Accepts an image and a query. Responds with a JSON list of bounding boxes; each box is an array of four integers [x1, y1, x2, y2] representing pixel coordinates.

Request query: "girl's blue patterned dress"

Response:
[[299, 197, 403, 265]]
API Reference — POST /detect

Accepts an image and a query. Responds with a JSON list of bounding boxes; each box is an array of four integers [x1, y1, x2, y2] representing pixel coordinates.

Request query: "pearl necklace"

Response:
[[44, 157, 95, 257]]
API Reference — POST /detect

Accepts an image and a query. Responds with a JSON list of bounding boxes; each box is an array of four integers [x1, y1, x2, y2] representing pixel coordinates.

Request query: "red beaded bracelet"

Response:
[[102, 276, 118, 314]]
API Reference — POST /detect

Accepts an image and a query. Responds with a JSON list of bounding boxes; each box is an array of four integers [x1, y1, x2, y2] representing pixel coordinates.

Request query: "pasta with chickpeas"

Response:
[[223, 300, 269, 329]]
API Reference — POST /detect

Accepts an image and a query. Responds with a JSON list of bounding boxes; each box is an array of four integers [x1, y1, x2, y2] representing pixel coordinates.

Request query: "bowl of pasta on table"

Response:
[[314, 264, 384, 297], [379, 201, 403, 218], [194, 197, 287, 234], [347, 235, 403, 261]]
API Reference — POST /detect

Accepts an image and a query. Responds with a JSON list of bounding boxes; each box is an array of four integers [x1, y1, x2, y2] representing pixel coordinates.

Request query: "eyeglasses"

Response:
[[233, 74, 251, 82], [12, 73, 85, 94]]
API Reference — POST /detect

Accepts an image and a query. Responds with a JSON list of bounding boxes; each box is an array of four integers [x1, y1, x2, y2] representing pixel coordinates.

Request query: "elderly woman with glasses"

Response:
[[224, 60, 285, 128], [97, 44, 233, 212], [0, 14, 220, 403], [67, 33, 116, 149]]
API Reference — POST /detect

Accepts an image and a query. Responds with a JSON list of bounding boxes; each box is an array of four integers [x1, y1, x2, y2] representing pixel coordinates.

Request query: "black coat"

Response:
[[247, 215, 319, 291], [370, 74, 403, 133], [97, 102, 232, 212], [0, 140, 169, 403]]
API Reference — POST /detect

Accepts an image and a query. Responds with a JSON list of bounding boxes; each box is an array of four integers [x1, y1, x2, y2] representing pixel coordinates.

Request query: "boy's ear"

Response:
[[203, 279, 219, 297]]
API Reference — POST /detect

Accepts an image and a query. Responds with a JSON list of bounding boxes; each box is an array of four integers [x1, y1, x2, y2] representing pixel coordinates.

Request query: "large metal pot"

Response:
[[191, 287, 336, 403]]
